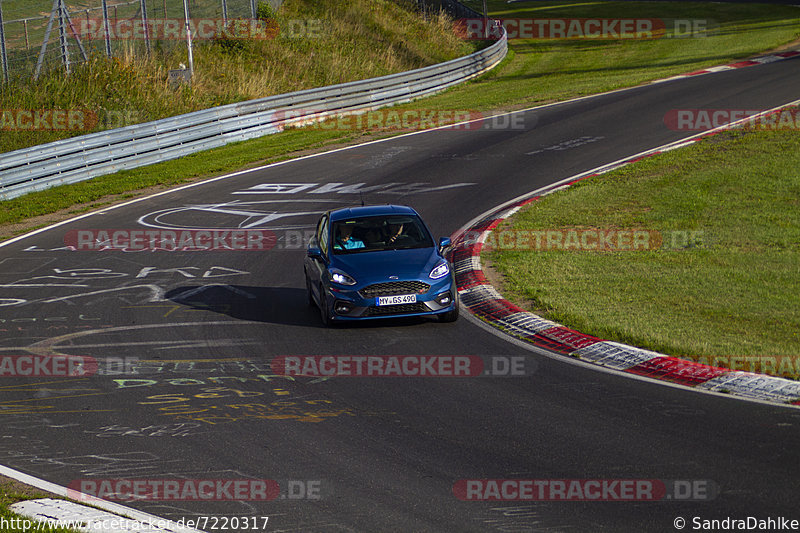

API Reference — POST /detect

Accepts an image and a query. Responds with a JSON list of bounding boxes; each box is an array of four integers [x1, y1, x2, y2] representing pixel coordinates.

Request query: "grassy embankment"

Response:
[[485, 123, 800, 377], [0, 0, 473, 154]]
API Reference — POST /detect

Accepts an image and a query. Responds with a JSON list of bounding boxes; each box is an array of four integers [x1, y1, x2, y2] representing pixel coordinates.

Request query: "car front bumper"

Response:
[[325, 276, 457, 321]]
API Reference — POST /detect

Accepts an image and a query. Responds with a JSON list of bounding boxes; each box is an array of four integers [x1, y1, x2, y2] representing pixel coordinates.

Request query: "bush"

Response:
[[257, 1, 277, 21]]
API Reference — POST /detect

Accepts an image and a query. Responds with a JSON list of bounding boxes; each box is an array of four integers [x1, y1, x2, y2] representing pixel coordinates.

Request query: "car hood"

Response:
[[331, 247, 443, 282]]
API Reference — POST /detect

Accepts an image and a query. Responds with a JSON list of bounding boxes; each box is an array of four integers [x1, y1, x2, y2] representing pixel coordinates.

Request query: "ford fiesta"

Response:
[[304, 205, 458, 326]]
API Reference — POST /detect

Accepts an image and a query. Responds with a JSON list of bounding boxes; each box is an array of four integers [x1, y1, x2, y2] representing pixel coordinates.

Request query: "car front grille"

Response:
[[359, 281, 430, 298], [365, 303, 429, 316]]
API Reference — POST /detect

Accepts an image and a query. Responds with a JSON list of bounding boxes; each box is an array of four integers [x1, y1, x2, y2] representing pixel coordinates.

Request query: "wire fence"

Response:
[[0, 0, 282, 83]]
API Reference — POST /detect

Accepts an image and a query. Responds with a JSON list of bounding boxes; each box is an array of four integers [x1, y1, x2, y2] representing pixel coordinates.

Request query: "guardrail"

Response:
[[0, 27, 506, 201]]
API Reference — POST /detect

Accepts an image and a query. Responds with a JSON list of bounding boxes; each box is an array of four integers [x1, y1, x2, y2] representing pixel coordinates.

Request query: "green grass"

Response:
[[0, 482, 80, 532], [485, 125, 800, 369], [438, 0, 800, 109]]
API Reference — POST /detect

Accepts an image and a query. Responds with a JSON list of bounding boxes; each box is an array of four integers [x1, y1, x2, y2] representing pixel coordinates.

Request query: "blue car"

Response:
[[304, 205, 459, 325]]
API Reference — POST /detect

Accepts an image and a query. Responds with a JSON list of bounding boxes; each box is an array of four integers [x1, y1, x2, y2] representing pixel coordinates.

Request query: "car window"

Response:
[[312, 217, 323, 246], [332, 215, 434, 254], [318, 215, 330, 255]]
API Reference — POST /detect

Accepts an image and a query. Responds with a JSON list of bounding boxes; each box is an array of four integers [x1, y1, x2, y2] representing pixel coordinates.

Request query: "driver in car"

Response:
[[334, 224, 365, 250]]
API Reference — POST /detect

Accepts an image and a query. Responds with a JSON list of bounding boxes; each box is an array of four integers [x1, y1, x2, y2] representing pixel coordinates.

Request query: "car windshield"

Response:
[[331, 215, 434, 254]]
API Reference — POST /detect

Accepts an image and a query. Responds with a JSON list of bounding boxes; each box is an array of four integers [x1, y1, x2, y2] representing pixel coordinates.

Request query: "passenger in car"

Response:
[[387, 222, 407, 244]]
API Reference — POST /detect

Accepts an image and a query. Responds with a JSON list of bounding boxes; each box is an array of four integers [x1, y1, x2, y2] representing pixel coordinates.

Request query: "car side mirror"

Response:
[[438, 237, 451, 252], [307, 246, 323, 260]]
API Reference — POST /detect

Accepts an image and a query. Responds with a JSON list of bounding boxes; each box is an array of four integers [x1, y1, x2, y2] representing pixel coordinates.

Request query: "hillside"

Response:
[[0, 0, 477, 154]]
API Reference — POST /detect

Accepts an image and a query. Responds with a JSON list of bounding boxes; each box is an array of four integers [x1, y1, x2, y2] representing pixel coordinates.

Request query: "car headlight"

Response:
[[429, 261, 450, 280], [329, 269, 356, 286]]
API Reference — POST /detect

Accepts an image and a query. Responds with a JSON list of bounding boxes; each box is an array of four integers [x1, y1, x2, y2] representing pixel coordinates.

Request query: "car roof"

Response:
[[329, 205, 418, 222]]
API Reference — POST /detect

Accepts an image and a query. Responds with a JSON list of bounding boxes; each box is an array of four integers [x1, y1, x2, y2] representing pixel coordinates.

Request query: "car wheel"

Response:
[[439, 302, 459, 323], [318, 285, 331, 327], [305, 272, 315, 307]]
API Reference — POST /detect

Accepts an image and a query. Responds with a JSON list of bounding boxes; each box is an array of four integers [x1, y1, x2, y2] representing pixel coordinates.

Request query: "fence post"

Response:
[[101, 0, 111, 57], [139, 0, 150, 54], [221, 0, 228, 25], [250, 0, 256, 19], [62, 5, 89, 62], [34, 0, 59, 80], [0, 1, 9, 83], [182, 0, 193, 76], [482, 0, 488, 38], [57, 0, 71, 75]]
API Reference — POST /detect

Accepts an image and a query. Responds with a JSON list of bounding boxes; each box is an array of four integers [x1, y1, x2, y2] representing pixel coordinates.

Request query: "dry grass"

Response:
[[0, 0, 476, 153]]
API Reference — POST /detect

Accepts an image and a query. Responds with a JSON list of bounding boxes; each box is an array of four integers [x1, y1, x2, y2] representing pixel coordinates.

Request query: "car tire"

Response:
[[439, 302, 459, 323], [318, 285, 331, 327], [305, 272, 315, 307]]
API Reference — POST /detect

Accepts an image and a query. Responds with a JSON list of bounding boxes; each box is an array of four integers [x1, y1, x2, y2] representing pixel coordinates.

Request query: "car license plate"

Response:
[[377, 294, 417, 306]]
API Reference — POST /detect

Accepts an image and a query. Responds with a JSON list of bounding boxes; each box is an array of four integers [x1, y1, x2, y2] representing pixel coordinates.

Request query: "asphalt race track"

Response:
[[1, 56, 799, 532]]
